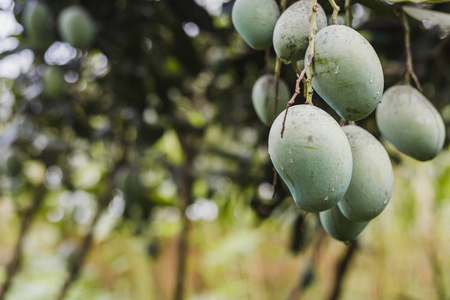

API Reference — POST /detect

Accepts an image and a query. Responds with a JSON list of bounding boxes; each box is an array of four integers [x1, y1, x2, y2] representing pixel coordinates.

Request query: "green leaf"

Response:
[[403, 6, 450, 34]]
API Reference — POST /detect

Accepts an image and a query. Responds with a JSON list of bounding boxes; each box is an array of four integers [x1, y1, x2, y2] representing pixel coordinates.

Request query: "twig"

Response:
[[280, 0, 318, 138], [280, 57, 312, 138], [0, 184, 46, 300], [328, 0, 341, 25], [55, 158, 126, 300], [401, 10, 422, 91], [345, 0, 352, 27], [328, 241, 359, 300]]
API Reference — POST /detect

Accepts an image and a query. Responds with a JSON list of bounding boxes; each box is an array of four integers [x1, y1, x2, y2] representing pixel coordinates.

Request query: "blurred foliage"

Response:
[[0, 0, 449, 299]]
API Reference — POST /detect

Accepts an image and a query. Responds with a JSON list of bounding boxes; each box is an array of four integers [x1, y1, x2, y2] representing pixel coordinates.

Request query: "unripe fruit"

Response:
[[268, 105, 353, 212], [308, 25, 384, 121], [22, 2, 51, 46], [338, 125, 394, 222], [57, 6, 95, 49], [232, 0, 280, 50], [376, 85, 445, 161], [319, 204, 369, 243], [43, 66, 66, 99], [273, 0, 327, 64], [252, 74, 290, 126]]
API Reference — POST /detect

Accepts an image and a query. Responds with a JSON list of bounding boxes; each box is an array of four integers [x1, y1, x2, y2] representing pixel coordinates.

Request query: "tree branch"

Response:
[[286, 228, 326, 300], [328, 241, 359, 300], [173, 134, 195, 300], [0, 184, 47, 300], [55, 157, 126, 300]]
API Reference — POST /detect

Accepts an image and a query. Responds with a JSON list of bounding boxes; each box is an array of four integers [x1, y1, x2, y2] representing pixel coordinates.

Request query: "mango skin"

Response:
[[268, 105, 353, 212], [338, 125, 394, 222], [43, 66, 66, 99], [273, 0, 327, 64], [57, 6, 95, 49], [252, 74, 290, 126], [376, 85, 446, 161], [232, 0, 280, 50], [320, 204, 369, 243], [23, 2, 51, 46], [308, 25, 384, 121]]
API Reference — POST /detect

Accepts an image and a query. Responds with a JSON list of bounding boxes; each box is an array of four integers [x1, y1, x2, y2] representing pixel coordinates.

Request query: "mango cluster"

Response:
[[22, 2, 96, 99], [232, 0, 446, 243]]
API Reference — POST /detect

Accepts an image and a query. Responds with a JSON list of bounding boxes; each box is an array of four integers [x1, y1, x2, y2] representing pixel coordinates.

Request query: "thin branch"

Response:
[[401, 10, 422, 91], [0, 184, 46, 300], [280, 0, 318, 138], [328, 241, 359, 300], [345, 0, 352, 27], [280, 56, 312, 138], [328, 0, 341, 25], [55, 158, 126, 300]]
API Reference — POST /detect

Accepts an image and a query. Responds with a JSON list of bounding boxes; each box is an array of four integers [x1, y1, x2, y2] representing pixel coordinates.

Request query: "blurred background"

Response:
[[0, 0, 449, 299]]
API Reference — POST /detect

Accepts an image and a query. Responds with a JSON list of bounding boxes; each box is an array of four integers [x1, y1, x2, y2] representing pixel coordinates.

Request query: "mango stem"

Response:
[[280, 0, 318, 138], [401, 10, 422, 91], [345, 0, 352, 27], [328, 0, 340, 25]]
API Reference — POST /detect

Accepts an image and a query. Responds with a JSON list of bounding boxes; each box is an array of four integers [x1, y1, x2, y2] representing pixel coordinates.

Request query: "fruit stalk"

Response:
[[401, 10, 422, 91], [345, 0, 352, 27], [305, 0, 319, 104], [328, 0, 341, 25]]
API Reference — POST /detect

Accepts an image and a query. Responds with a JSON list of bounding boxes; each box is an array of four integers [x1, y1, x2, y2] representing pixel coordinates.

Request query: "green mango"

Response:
[[232, 0, 280, 50], [273, 0, 327, 64], [252, 74, 290, 126], [22, 2, 52, 47], [319, 204, 369, 243], [43, 66, 66, 99], [57, 5, 95, 49], [376, 85, 445, 161], [338, 125, 394, 222], [268, 105, 353, 212], [308, 25, 384, 121]]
